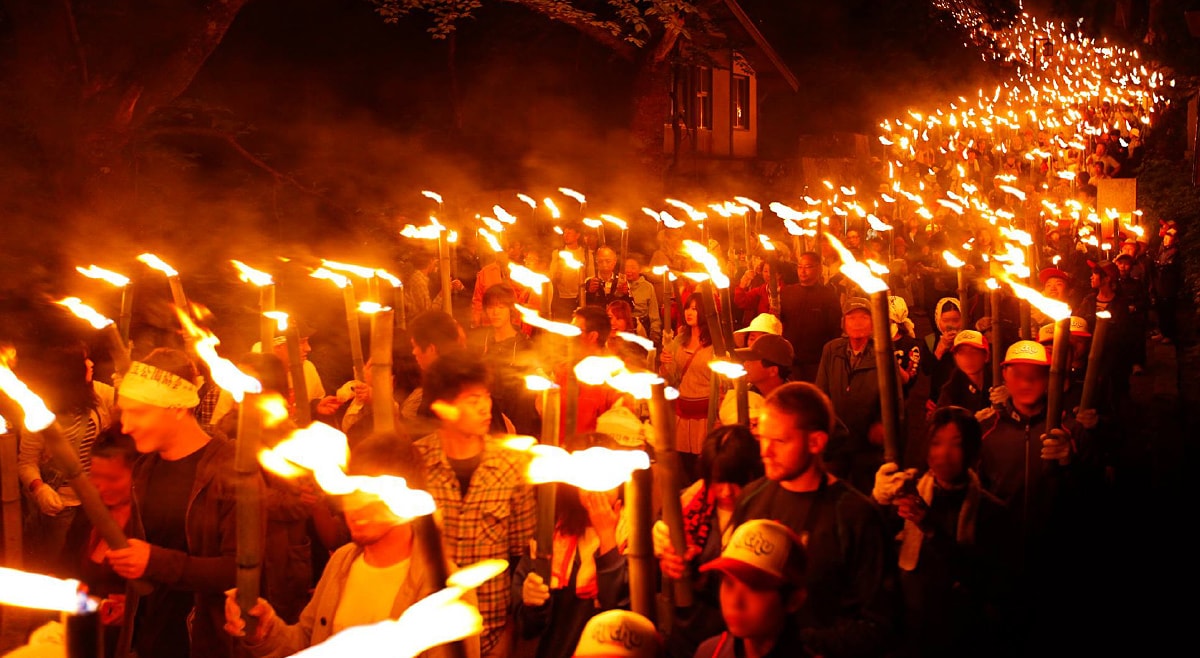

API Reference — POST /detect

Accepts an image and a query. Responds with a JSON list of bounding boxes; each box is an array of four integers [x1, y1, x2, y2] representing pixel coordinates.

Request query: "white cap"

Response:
[[699, 519, 806, 590], [572, 610, 659, 658]]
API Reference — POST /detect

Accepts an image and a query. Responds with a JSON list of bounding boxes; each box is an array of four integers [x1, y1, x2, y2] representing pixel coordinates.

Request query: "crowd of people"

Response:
[[3, 155, 1177, 657]]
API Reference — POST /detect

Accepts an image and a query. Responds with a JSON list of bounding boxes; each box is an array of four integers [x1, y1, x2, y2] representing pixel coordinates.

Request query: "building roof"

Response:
[[721, 0, 800, 92]]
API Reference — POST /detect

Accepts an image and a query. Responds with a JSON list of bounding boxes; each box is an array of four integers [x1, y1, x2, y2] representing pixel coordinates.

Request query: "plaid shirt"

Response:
[[414, 433, 536, 654]]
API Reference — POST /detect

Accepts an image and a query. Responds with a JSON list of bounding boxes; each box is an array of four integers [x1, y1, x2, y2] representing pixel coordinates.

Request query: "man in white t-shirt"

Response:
[[224, 435, 480, 658]]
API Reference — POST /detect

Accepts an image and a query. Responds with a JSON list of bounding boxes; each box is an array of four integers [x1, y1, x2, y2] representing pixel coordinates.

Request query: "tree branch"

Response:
[[509, 1, 639, 61], [61, 0, 89, 88]]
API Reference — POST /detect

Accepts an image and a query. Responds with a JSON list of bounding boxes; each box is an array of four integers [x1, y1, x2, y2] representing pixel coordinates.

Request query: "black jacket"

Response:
[[780, 283, 843, 367]]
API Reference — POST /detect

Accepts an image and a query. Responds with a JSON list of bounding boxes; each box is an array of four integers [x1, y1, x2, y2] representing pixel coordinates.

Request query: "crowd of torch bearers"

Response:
[[0, 4, 1168, 656]]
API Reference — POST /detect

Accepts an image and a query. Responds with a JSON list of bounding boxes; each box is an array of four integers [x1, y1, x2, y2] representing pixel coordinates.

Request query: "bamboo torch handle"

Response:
[[285, 325, 312, 426], [235, 393, 264, 636], [342, 286, 366, 383], [649, 383, 693, 608], [626, 468, 655, 621]]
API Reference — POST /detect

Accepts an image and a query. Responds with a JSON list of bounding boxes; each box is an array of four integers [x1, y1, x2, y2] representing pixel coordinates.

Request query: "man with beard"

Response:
[[223, 434, 479, 658]]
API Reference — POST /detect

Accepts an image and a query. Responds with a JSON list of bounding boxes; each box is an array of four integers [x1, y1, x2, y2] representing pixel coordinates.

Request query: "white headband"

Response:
[[119, 362, 200, 409]]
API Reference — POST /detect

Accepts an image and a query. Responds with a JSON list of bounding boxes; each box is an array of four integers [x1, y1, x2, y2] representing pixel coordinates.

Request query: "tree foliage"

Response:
[[369, 0, 703, 54]]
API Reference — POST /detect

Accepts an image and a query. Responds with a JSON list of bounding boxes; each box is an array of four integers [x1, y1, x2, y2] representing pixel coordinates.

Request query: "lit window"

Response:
[[733, 75, 750, 130]]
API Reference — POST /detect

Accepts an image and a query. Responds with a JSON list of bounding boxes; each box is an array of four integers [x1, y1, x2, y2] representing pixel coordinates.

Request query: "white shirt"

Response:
[[332, 555, 410, 635]]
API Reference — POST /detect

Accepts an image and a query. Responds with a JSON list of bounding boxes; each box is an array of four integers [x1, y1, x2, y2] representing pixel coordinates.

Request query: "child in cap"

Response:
[[935, 330, 992, 413], [695, 520, 812, 658], [572, 610, 660, 658]]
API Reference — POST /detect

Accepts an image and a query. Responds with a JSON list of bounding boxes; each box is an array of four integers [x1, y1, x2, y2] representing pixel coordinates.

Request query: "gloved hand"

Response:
[[652, 520, 670, 559], [1041, 428, 1072, 464], [1075, 408, 1099, 430], [872, 463, 916, 505], [521, 572, 550, 608], [989, 385, 1011, 408], [34, 484, 64, 516]]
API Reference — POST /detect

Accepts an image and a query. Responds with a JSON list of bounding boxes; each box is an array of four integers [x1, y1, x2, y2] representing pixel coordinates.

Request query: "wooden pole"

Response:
[[697, 283, 728, 358], [648, 383, 692, 609], [285, 324, 312, 426], [439, 232, 454, 315], [735, 376, 750, 426], [41, 421, 151, 594], [534, 385, 561, 584], [991, 286, 1003, 386], [103, 324, 132, 377], [235, 392, 264, 637], [118, 285, 134, 347], [1078, 311, 1111, 412], [370, 309, 395, 434], [626, 467, 655, 621], [341, 286, 366, 383], [868, 291, 903, 463], [957, 268, 970, 328], [411, 514, 470, 658], [1, 429, 21, 567], [1045, 317, 1071, 431], [166, 275, 189, 312], [1019, 300, 1032, 340], [706, 374, 721, 432], [259, 285, 276, 356]]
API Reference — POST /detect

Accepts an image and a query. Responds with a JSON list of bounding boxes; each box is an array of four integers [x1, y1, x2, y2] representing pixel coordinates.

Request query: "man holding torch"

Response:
[[106, 348, 247, 658], [413, 351, 535, 658], [660, 383, 893, 658], [224, 434, 480, 658]]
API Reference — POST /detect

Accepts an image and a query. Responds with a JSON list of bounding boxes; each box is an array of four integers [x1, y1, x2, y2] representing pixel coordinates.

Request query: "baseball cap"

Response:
[[842, 297, 871, 316], [1038, 317, 1091, 343], [735, 334, 795, 366], [1003, 340, 1050, 367], [573, 610, 659, 658], [699, 519, 807, 591], [952, 329, 988, 352], [1113, 253, 1134, 264], [1087, 260, 1120, 281], [734, 313, 783, 337], [1038, 268, 1070, 285]]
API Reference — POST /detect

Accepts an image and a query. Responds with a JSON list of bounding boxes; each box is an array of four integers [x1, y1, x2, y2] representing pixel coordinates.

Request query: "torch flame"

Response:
[[358, 302, 389, 314], [504, 437, 649, 491], [558, 187, 586, 205], [492, 205, 518, 224], [825, 234, 888, 294], [659, 211, 686, 229], [867, 215, 894, 232], [1005, 278, 1071, 321], [582, 218, 603, 229], [998, 185, 1027, 201], [943, 250, 967, 268], [601, 215, 628, 230], [515, 305, 582, 336], [288, 561, 500, 658], [0, 364, 56, 432], [231, 260, 274, 287], [311, 268, 351, 289], [986, 277, 1000, 290], [709, 361, 747, 379], [543, 198, 561, 219], [664, 199, 706, 222], [573, 355, 663, 400], [176, 309, 263, 402], [480, 216, 506, 233], [757, 235, 776, 251], [558, 250, 584, 270], [516, 193, 538, 209], [76, 265, 130, 288], [524, 374, 557, 392], [0, 567, 87, 613], [733, 196, 761, 213], [260, 423, 436, 520], [55, 297, 114, 330], [682, 240, 730, 289], [375, 270, 402, 288], [615, 332, 654, 351], [867, 260, 891, 276], [401, 219, 445, 241], [137, 253, 179, 277], [478, 229, 504, 253], [508, 263, 550, 289], [421, 190, 443, 205], [322, 260, 377, 280], [263, 311, 289, 331], [641, 207, 661, 221]]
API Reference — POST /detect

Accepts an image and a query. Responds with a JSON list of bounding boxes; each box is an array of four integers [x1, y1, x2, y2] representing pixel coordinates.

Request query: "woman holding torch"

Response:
[[18, 341, 116, 566], [659, 295, 716, 477], [514, 432, 631, 658]]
